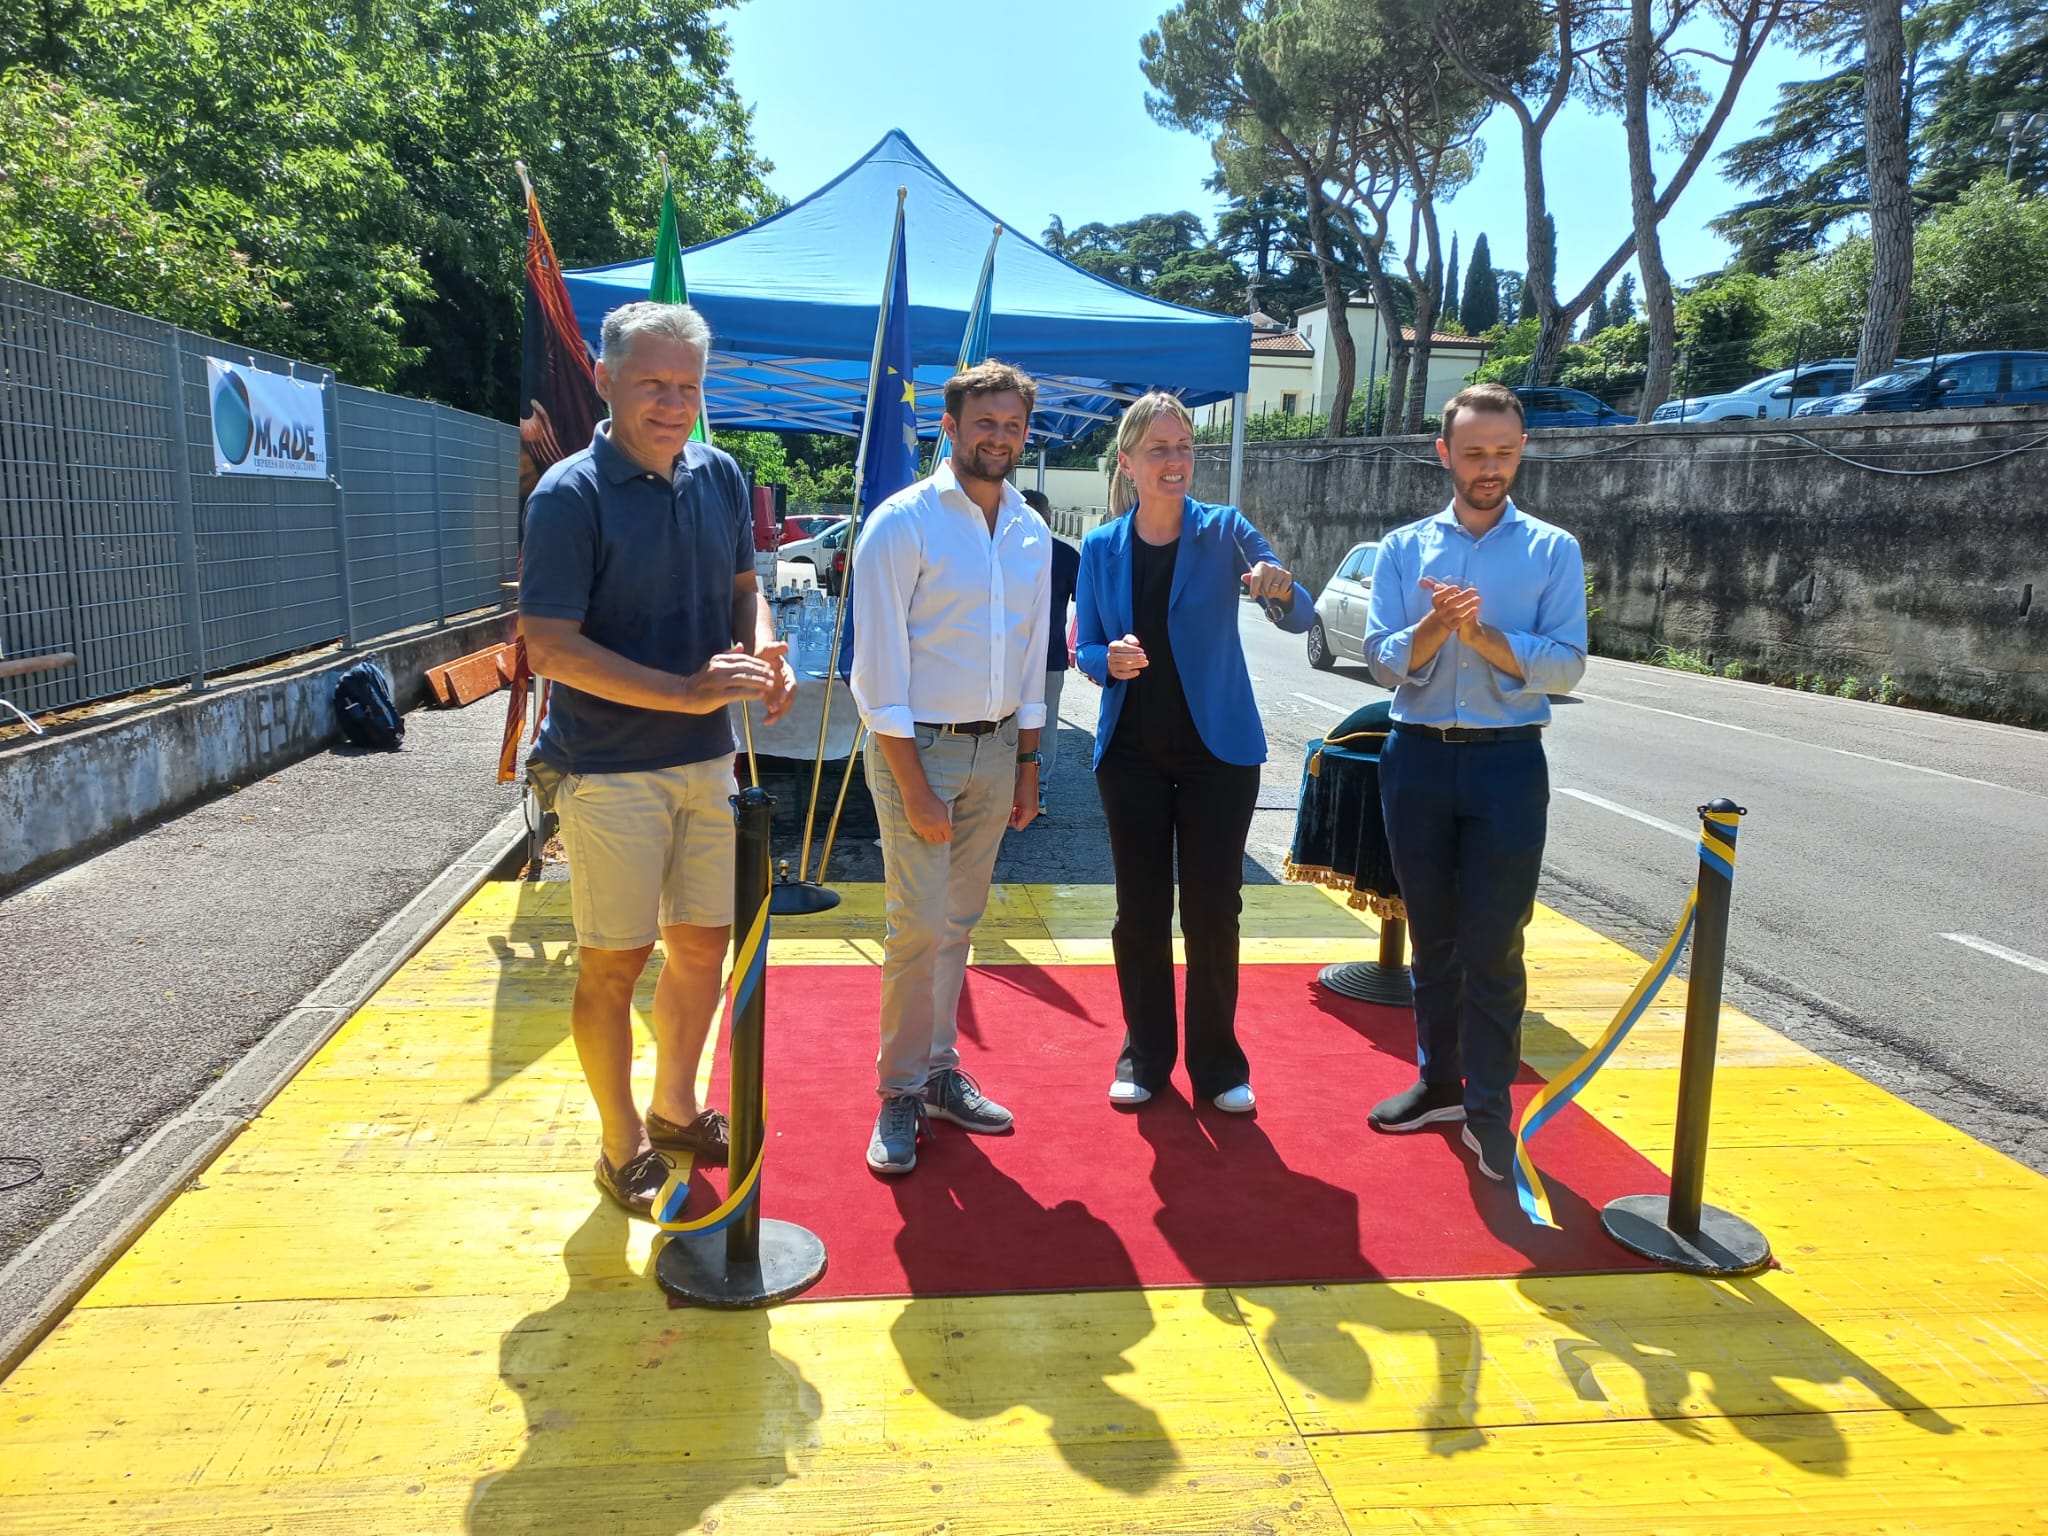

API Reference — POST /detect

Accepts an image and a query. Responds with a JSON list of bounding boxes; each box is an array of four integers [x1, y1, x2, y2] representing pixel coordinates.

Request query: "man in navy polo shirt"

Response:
[[520, 301, 795, 1219], [1361, 382, 1587, 1186]]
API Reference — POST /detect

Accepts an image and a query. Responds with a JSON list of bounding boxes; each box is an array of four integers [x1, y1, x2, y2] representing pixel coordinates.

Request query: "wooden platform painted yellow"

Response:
[[5, 879, 2047, 1534]]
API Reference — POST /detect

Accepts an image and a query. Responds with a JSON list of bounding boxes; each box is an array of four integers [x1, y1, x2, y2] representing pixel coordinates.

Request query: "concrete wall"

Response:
[[1196, 405, 2047, 724], [1, 612, 515, 892]]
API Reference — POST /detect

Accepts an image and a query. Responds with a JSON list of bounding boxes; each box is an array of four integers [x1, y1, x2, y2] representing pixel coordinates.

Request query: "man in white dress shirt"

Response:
[[850, 360, 1053, 1174]]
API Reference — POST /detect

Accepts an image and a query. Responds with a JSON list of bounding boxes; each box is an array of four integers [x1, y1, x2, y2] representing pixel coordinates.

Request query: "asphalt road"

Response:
[[1237, 598, 2048, 1170], [0, 702, 522, 1264]]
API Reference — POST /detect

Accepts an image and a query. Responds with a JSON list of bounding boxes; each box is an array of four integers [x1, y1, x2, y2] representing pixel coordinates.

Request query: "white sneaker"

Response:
[[1212, 1084, 1257, 1113], [1107, 1080, 1151, 1106]]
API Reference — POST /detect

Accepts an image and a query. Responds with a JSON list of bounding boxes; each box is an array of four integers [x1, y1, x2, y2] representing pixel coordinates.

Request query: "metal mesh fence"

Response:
[[1, 276, 517, 718]]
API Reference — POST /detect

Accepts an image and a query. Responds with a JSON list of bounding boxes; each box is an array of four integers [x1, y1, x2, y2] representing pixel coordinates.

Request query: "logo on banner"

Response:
[[206, 358, 327, 479]]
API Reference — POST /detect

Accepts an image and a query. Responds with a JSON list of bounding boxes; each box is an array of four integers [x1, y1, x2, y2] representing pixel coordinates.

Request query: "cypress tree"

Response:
[[1459, 233, 1499, 332], [1443, 233, 1460, 323], [1611, 272, 1638, 326], [1584, 285, 1610, 337]]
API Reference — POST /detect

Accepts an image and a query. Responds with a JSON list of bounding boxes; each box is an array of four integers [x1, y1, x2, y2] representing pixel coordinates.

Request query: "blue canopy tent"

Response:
[[561, 130, 1252, 452]]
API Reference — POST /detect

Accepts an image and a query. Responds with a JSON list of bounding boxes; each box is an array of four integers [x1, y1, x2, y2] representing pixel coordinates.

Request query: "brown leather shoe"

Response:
[[646, 1108, 730, 1167], [593, 1147, 670, 1220]]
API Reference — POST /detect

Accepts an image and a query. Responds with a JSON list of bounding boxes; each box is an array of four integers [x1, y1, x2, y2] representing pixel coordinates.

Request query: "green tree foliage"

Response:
[[0, 0, 773, 413], [1442, 231, 1460, 321], [1459, 232, 1499, 331], [1473, 315, 1648, 403], [0, 68, 271, 332], [1714, 0, 2047, 271], [1748, 174, 2048, 360], [721, 431, 857, 506]]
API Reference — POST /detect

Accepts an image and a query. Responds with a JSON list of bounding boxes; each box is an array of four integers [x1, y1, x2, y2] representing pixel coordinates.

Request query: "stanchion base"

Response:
[[1317, 960, 1414, 1007], [1601, 1195, 1772, 1276], [656, 1219, 828, 1309], [769, 881, 841, 916]]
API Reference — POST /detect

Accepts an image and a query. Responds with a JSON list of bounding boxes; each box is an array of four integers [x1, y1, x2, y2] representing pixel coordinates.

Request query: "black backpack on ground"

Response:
[[335, 659, 404, 751]]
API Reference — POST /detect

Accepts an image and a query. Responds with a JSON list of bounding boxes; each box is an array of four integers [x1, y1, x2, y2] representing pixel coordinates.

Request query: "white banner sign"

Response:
[[207, 358, 328, 479]]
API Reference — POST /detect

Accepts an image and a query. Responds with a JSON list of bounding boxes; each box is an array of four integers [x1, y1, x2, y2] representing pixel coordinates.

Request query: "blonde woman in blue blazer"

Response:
[[1074, 392, 1314, 1113]]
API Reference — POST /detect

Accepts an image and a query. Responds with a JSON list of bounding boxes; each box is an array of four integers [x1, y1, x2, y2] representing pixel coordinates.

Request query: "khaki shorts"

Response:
[[555, 759, 738, 948]]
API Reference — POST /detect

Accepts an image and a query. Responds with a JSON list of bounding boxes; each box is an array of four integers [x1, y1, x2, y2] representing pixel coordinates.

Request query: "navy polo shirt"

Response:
[[520, 425, 755, 774]]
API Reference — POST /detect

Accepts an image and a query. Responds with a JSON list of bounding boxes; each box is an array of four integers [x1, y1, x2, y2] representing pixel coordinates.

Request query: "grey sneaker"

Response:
[[1463, 1121, 1515, 1183], [923, 1067, 1014, 1133], [867, 1092, 928, 1175]]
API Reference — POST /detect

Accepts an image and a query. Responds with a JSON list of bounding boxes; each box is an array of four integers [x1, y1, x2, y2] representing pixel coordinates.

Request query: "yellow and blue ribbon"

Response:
[[1513, 809, 1741, 1228], [653, 894, 770, 1234]]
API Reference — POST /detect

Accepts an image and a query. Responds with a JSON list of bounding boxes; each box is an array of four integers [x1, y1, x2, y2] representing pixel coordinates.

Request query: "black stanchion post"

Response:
[[656, 785, 827, 1308], [1316, 912, 1415, 1007], [1602, 798, 1771, 1276]]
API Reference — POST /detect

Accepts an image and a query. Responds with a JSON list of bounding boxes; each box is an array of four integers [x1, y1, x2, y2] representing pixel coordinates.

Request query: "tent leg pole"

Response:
[[1228, 392, 1247, 507]]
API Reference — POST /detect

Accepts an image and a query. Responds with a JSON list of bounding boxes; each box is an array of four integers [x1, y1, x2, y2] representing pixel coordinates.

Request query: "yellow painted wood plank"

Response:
[[1308, 1402, 2048, 1534], [9, 1277, 1344, 1535], [1570, 1064, 1997, 1152], [1232, 1264, 2048, 1438], [1, 1438, 1346, 1536]]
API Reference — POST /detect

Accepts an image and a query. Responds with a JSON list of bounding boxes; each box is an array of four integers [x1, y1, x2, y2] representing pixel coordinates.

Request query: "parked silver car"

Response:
[[1307, 540, 1379, 670], [1649, 360, 1858, 423]]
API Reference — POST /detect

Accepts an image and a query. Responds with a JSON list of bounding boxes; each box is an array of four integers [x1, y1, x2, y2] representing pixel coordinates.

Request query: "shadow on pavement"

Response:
[[468, 1202, 823, 1533], [888, 1135, 1179, 1495], [473, 882, 576, 1101], [1135, 1089, 1487, 1457]]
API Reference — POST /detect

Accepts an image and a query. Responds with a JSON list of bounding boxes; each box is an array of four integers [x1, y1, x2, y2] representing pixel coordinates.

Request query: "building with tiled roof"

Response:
[[1199, 294, 1492, 434]]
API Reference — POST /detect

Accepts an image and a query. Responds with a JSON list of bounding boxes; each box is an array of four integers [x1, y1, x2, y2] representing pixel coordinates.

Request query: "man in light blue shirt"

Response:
[[1360, 382, 1587, 1184]]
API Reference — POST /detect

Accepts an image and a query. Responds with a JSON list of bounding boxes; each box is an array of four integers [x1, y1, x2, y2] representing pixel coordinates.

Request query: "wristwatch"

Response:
[[1015, 750, 1043, 766]]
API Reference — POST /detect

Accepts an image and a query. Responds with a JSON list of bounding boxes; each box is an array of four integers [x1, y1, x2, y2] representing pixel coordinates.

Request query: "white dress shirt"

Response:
[[850, 461, 1052, 739]]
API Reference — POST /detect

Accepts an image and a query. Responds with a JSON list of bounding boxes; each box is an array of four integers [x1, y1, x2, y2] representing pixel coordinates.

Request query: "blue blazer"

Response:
[[1075, 498, 1314, 769]]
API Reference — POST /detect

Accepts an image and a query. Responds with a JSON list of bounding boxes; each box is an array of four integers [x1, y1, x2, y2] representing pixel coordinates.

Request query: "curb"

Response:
[[0, 802, 532, 1381]]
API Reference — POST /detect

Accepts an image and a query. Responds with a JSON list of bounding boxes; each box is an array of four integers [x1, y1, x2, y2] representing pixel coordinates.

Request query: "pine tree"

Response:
[[1443, 233, 1460, 323], [1459, 233, 1499, 332], [1583, 285, 1611, 337], [1611, 272, 1638, 326]]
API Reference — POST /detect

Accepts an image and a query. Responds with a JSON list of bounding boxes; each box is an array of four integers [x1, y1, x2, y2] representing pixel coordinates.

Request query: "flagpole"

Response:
[[794, 185, 906, 890], [930, 222, 1003, 464]]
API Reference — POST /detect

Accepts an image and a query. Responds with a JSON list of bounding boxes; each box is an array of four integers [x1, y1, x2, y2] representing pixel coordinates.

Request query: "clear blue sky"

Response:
[[719, 0, 1817, 307]]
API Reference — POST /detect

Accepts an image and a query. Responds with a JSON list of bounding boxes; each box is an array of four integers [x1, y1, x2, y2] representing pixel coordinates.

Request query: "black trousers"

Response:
[[1095, 739, 1260, 1099], [1377, 730, 1550, 1130]]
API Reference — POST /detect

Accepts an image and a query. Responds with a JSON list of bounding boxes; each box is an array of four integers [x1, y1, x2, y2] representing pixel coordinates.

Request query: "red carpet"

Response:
[[678, 964, 1667, 1300]]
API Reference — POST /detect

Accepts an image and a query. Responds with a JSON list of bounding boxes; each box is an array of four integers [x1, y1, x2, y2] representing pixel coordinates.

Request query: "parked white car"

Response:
[[777, 517, 848, 578], [1307, 540, 1379, 670], [1649, 360, 1858, 423]]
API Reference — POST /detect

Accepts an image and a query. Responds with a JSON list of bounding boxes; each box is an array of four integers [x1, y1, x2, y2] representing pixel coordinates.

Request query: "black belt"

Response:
[[1393, 721, 1545, 744], [916, 714, 1014, 737]]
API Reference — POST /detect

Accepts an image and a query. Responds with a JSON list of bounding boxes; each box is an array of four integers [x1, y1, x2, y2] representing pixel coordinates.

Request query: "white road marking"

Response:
[[1576, 691, 2020, 794], [1940, 933, 2048, 978], [1291, 691, 1350, 713], [1576, 692, 1755, 734], [1555, 787, 1694, 841]]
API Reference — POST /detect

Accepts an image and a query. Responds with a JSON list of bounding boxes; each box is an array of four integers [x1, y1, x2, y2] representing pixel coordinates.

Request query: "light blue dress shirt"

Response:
[[1363, 499, 1588, 727]]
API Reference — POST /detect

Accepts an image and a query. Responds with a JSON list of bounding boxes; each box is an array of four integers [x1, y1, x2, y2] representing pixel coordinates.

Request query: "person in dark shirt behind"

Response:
[[1020, 487, 1080, 820]]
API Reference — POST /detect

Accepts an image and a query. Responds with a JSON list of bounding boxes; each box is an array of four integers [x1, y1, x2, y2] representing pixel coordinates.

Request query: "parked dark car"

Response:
[[1511, 386, 1636, 429], [1793, 351, 2048, 417]]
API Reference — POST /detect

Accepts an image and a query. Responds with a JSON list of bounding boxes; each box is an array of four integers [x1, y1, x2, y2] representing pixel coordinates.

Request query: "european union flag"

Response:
[[841, 220, 918, 677], [861, 226, 919, 512]]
